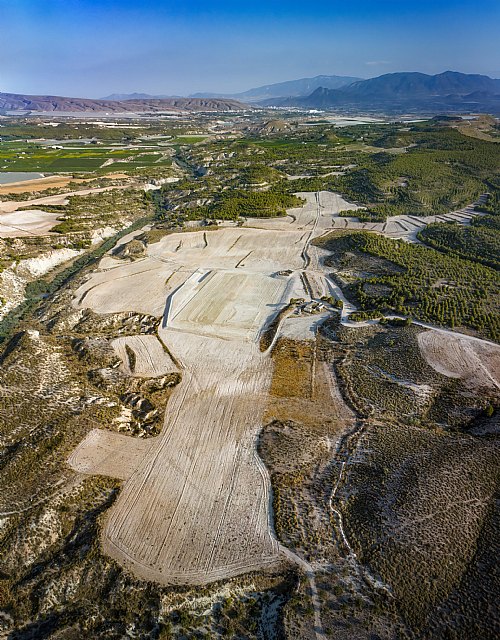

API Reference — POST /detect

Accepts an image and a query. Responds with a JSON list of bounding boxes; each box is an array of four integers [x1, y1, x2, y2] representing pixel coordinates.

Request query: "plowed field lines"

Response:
[[111, 335, 177, 377], [418, 329, 500, 391]]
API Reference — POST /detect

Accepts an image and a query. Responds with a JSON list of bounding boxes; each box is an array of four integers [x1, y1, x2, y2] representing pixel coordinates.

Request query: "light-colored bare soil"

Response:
[[67, 429, 154, 481], [74, 228, 308, 319], [280, 312, 329, 341], [168, 269, 287, 341], [0, 185, 129, 215], [0, 247, 84, 321], [111, 335, 177, 377], [64, 191, 398, 586], [329, 201, 483, 241], [417, 329, 500, 391], [0, 209, 61, 237], [0, 172, 130, 196], [0, 175, 75, 195], [102, 333, 279, 584], [242, 190, 361, 233], [17, 248, 84, 278], [74, 259, 187, 316], [75, 188, 498, 590]]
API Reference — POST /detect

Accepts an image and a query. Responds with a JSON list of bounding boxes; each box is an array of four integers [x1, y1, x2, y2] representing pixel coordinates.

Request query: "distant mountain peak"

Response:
[[100, 92, 181, 101], [265, 71, 500, 114], [190, 74, 362, 102]]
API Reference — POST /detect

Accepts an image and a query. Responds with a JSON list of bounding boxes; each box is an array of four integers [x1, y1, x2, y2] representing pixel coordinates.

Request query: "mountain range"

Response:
[[2, 72, 500, 115], [264, 71, 500, 113], [189, 74, 362, 102], [100, 92, 176, 101], [0, 93, 246, 113]]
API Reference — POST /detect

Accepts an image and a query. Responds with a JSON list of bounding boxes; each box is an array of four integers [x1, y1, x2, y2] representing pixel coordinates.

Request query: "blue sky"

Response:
[[1, 0, 499, 97]]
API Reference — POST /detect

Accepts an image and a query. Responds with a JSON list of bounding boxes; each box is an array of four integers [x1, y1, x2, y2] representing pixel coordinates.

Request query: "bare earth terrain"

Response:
[[68, 191, 353, 584], [68, 190, 498, 588], [0, 209, 62, 237], [329, 201, 483, 241], [0, 172, 130, 196], [418, 328, 500, 391], [0, 185, 131, 238], [111, 335, 177, 378]]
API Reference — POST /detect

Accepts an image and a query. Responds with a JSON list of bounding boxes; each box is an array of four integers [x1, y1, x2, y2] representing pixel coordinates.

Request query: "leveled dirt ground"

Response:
[[417, 328, 500, 391], [68, 429, 154, 481], [0, 185, 131, 238], [102, 334, 279, 584], [111, 335, 177, 378], [0, 172, 130, 196], [167, 269, 288, 341], [0, 208, 62, 237], [68, 191, 355, 585], [67, 190, 499, 589], [329, 202, 481, 241]]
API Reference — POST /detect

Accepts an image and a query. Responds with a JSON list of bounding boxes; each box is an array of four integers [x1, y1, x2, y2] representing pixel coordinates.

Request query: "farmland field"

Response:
[[168, 270, 287, 341], [111, 335, 177, 377], [66, 192, 357, 584]]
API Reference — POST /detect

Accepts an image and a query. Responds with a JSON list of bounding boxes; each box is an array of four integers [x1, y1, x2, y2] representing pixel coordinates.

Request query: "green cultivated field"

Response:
[[0, 143, 172, 174]]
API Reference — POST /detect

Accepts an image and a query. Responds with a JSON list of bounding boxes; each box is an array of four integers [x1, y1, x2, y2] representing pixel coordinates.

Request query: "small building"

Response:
[[303, 301, 325, 314]]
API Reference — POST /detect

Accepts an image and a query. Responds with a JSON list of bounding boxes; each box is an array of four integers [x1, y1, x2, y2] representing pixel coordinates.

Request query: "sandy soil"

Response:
[[74, 227, 310, 318], [0, 175, 76, 195], [65, 191, 395, 585], [0, 185, 129, 215], [74, 259, 187, 317], [330, 202, 482, 241], [102, 334, 279, 584], [242, 190, 361, 233], [0, 209, 61, 237], [417, 329, 500, 391], [280, 312, 329, 341], [167, 269, 288, 341], [0, 183, 136, 238], [0, 172, 131, 196], [68, 429, 154, 481], [111, 335, 177, 377]]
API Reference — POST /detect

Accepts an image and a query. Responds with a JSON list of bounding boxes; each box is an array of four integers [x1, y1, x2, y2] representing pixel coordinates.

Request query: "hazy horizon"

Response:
[[2, 0, 500, 98]]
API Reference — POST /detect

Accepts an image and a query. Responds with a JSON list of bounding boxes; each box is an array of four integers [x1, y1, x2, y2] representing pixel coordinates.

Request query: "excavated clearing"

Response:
[[67, 429, 154, 481], [0, 185, 130, 237], [111, 335, 177, 377], [329, 202, 483, 241], [417, 329, 500, 391], [0, 209, 62, 237], [69, 191, 342, 584], [67, 191, 497, 586], [103, 334, 279, 584]]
